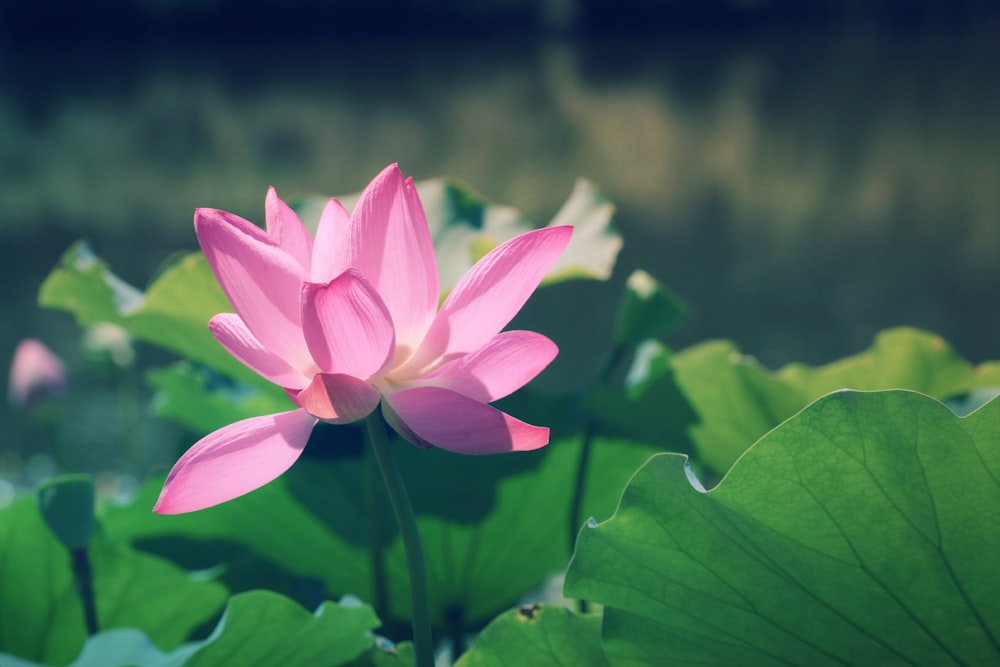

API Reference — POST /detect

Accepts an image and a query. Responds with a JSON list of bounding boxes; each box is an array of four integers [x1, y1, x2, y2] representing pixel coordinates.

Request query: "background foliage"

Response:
[[3, 174, 998, 664]]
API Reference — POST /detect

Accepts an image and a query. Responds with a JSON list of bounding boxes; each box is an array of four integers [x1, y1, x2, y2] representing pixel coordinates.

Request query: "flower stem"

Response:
[[364, 439, 389, 623], [568, 424, 596, 615], [568, 426, 596, 556], [568, 343, 627, 546], [568, 342, 628, 614], [365, 412, 434, 667], [70, 547, 99, 635]]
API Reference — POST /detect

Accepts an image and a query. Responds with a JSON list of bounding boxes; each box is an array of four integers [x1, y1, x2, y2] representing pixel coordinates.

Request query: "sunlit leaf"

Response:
[[600, 328, 1000, 477], [776, 327, 1000, 397], [667, 338, 806, 477], [537, 179, 621, 284], [566, 390, 1000, 666]]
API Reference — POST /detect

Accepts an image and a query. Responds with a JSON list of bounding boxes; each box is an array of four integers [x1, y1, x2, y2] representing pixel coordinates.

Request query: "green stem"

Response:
[[365, 413, 434, 667], [568, 342, 628, 614], [71, 547, 99, 635], [364, 439, 389, 623], [445, 605, 466, 662], [568, 343, 627, 545], [568, 426, 596, 556], [568, 425, 595, 615]]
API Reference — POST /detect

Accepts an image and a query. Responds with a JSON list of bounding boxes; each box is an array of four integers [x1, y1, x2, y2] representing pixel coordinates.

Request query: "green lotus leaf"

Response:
[[102, 459, 372, 606], [103, 430, 658, 634], [183, 591, 378, 667], [566, 390, 1000, 666], [597, 327, 1000, 477], [0, 593, 381, 667]]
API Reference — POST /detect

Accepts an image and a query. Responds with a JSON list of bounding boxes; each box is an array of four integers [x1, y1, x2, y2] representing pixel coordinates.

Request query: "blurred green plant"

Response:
[[591, 327, 1000, 478]]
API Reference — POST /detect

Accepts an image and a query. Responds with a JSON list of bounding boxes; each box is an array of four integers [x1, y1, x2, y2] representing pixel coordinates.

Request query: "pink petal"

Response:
[[418, 331, 558, 403], [309, 197, 352, 283], [265, 187, 313, 272], [347, 164, 439, 353], [402, 226, 572, 376], [195, 208, 311, 370], [153, 409, 316, 514], [301, 270, 396, 379], [382, 386, 550, 454], [209, 313, 312, 389], [295, 372, 381, 424]]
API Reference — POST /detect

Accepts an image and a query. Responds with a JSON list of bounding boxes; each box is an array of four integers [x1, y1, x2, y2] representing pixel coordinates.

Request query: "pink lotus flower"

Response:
[[9, 338, 67, 408], [155, 164, 571, 514]]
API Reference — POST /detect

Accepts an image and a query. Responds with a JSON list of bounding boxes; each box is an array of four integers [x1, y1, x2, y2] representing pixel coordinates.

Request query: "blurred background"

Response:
[[2, 0, 999, 497]]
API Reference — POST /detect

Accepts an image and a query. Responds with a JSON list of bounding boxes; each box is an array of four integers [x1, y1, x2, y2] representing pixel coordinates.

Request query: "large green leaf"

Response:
[[104, 428, 659, 633], [0, 593, 382, 667], [102, 458, 373, 605], [0, 493, 227, 665], [776, 329, 1000, 397], [665, 339, 813, 477], [455, 604, 610, 667], [597, 328, 1000, 477], [184, 591, 379, 667], [565, 390, 1000, 666]]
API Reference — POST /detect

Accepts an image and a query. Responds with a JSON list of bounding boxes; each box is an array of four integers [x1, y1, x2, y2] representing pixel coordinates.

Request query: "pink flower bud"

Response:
[[8, 338, 67, 408]]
